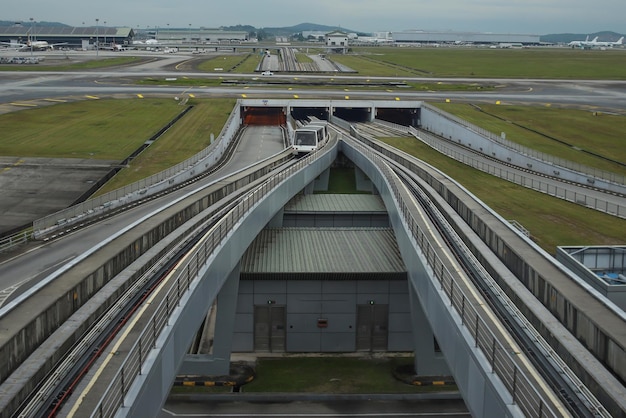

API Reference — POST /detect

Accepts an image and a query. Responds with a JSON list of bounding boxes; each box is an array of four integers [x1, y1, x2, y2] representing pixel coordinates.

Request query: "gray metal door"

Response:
[[254, 305, 286, 352], [356, 304, 389, 352]]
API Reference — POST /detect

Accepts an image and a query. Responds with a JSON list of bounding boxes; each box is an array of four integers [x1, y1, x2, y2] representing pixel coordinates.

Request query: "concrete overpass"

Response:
[[1, 100, 625, 418]]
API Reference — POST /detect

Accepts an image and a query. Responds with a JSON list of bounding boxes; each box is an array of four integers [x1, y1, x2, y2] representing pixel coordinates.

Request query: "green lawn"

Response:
[[434, 103, 626, 177], [96, 99, 236, 194], [379, 136, 626, 253], [342, 47, 626, 79], [242, 357, 452, 394], [0, 98, 184, 160], [0, 56, 145, 71]]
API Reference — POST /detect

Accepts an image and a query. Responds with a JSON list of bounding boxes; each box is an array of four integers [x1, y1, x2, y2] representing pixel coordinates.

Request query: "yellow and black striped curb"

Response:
[[410, 379, 455, 386], [174, 375, 254, 387]]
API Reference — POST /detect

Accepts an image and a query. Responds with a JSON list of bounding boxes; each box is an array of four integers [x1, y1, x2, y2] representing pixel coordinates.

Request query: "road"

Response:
[[1, 49, 625, 114], [160, 397, 470, 418]]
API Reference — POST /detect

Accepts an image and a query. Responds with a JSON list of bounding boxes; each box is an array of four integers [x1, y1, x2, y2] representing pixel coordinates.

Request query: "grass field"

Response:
[[433, 103, 626, 177], [95, 98, 236, 194], [0, 98, 184, 159], [379, 135, 626, 253], [338, 47, 626, 79], [0, 56, 144, 71], [241, 357, 451, 394]]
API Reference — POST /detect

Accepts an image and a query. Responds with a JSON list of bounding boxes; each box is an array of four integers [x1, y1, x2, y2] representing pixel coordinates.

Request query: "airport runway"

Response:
[[1, 49, 626, 114]]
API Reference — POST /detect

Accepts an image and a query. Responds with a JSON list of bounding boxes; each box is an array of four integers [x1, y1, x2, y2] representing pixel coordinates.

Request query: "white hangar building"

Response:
[[392, 30, 540, 45]]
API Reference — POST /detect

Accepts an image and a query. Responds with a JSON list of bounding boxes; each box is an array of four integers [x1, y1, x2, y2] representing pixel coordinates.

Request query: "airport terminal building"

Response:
[[0, 23, 249, 50], [391, 30, 540, 45]]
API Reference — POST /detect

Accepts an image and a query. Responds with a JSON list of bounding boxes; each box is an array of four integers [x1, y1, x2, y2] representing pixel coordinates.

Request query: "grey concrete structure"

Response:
[[391, 30, 540, 45], [557, 246, 626, 311], [0, 157, 116, 234]]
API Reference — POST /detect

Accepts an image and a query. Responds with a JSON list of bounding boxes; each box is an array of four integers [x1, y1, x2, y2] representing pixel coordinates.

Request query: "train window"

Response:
[[295, 131, 317, 146]]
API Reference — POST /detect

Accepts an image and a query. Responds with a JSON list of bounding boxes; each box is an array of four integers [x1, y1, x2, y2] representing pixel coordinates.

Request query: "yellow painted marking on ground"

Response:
[[10, 102, 37, 107], [66, 254, 183, 417], [344, 89, 350, 92], [293, 95, 299, 99], [241, 94, 247, 98], [85, 95, 99, 100], [44, 98, 67, 103], [445, 98, 451, 103], [137, 94, 144, 98], [495, 100, 501, 105], [188, 94, 195, 98], [395, 97, 401, 101], [344, 96, 350, 100]]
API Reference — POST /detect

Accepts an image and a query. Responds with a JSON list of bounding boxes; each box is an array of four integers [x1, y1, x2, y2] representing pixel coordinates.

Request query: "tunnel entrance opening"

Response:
[[242, 107, 286, 125], [290, 107, 329, 122], [332, 107, 371, 123], [376, 108, 421, 127]]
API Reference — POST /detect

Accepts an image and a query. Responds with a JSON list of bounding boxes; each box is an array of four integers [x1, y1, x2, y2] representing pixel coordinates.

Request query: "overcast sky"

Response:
[[5, 0, 626, 35]]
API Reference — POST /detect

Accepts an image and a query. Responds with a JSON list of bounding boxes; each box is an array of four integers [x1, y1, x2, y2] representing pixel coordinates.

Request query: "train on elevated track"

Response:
[[292, 117, 329, 155]]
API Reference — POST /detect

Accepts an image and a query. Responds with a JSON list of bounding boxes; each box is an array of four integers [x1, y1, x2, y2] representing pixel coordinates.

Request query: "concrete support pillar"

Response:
[[267, 208, 284, 228], [313, 167, 330, 191], [369, 106, 376, 122], [355, 167, 374, 193], [179, 262, 241, 376], [408, 279, 450, 376]]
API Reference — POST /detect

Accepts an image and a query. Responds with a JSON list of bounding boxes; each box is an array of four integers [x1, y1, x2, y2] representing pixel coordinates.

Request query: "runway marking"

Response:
[[44, 98, 67, 103], [1, 159, 24, 173], [85, 95, 99, 99], [9, 102, 38, 107], [66, 245, 198, 417]]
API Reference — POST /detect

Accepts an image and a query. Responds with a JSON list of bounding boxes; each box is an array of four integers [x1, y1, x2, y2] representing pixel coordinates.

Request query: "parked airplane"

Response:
[[568, 36, 598, 48], [589, 36, 624, 47], [1, 39, 68, 51], [132, 39, 160, 46]]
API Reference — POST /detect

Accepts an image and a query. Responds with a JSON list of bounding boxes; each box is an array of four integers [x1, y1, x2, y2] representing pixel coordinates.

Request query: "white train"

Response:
[[292, 118, 329, 155]]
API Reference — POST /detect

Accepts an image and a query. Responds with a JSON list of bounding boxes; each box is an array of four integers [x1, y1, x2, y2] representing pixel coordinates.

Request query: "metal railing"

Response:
[[33, 104, 243, 236], [411, 127, 626, 219], [345, 137, 565, 417], [91, 141, 333, 418], [421, 102, 625, 186], [0, 228, 32, 254]]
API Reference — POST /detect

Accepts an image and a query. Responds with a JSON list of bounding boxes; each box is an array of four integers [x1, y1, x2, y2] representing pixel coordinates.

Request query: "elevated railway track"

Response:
[[1, 110, 625, 417], [344, 121, 626, 416]]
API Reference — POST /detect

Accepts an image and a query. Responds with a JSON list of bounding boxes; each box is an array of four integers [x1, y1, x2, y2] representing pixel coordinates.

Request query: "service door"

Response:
[[356, 304, 389, 352], [254, 305, 286, 352]]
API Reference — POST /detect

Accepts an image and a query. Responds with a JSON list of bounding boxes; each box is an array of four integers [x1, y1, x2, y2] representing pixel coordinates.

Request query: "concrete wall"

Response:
[[232, 279, 413, 353], [556, 247, 626, 311], [420, 106, 624, 194], [0, 158, 289, 417]]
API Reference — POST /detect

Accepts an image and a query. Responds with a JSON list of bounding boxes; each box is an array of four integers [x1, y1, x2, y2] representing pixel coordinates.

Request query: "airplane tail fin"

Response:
[[617, 37, 624, 44]]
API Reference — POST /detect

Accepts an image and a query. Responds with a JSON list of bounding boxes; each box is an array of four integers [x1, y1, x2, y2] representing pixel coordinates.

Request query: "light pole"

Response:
[[95, 18, 99, 56], [103, 21, 107, 46], [29, 17, 34, 57]]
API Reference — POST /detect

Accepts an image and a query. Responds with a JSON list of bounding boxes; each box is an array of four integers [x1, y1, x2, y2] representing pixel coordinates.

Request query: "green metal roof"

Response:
[[241, 228, 406, 279], [285, 194, 386, 213]]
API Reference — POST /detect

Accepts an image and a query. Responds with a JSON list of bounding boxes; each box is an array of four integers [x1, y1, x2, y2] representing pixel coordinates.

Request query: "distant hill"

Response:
[[0, 20, 70, 27], [541, 31, 625, 43], [245, 22, 364, 37]]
